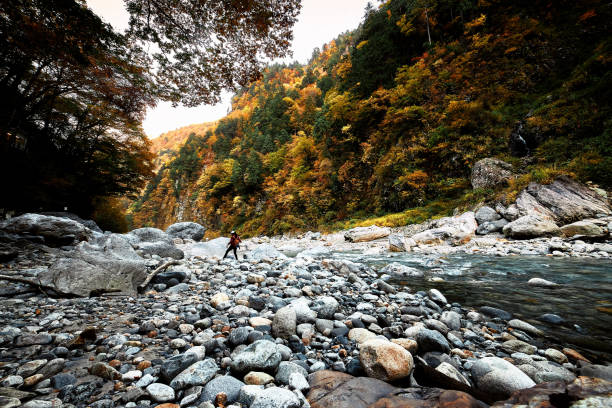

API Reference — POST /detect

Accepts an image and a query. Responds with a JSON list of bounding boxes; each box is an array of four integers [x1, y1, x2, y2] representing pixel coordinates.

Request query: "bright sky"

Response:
[[86, 0, 373, 138]]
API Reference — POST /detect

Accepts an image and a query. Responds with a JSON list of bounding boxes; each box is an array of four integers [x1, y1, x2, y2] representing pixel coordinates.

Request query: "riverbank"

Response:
[[1, 215, 611, 406]]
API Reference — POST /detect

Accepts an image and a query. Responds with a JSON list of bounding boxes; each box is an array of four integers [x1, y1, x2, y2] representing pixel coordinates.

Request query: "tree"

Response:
[[126, 0, 302, 105], [0, 0, 300, 217]]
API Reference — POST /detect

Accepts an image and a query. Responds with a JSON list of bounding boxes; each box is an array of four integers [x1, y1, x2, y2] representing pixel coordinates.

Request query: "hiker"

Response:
[[223, 230, 241, 260]]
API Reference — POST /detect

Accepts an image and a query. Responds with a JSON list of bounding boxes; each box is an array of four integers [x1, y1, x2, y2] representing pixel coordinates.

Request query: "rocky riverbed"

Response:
[[1, 214, 611, 407]]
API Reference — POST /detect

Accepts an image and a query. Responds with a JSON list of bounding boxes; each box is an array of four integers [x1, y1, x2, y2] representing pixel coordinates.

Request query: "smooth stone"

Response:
[[272, 306, 297, 339], [230, 340, 281, 373], [545, 349, 568, 364], [169, 359, 218, 390], [471, 357, 535, 398], [347, 328, 376, 345], [527, 278, 559, 287], [146, 383, 175, 402], [502, 340, 537, 355], [244, 371, 274, 385], [275, 361, 309, 385], [416, 329, 451, 353], [359, 339, 414, 381], [509, 319, 544, 336], [199, 375, 244, 404], [250, 387, 301, 408]]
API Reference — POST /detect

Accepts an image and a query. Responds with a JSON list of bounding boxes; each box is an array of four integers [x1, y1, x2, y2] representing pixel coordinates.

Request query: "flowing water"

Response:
[[332, 251, 612, 363]]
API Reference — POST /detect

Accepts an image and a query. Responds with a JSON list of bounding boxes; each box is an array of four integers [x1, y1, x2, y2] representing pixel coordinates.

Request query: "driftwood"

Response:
[[138, 259, 180, 291]]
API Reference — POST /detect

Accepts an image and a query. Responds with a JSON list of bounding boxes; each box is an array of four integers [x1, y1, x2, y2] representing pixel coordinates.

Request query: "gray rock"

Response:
[[471, 357, 535, 398], [311, 296, 339, 319], [127, 227, 172, 244], [561, 220, 605, 237], [479, 306, 512, 320], [182, 237, 229, 258], [199, 375, 244, 404], [527, 278, 558, 287], [503, 215, 561, 239], [0, 396, 21, 408], [275, 361, 308, 385], [165, 222, 206, 241], [288, 372, 310, 391], [502, 340, 536, 355], [440, 311, 461, 331], [579, 364, 612, 381], [272, 306, 297, 339], [0, 213, 93, 245], [250, 387, 301, 408], [471, 158, 514, 190], [146, 383, 175, 402], [388, 234, 407, 252], [509, 319, 544, 336], [38, 234, 147, 297], [239, 384, 265, 406], [524, 177, 611, 224], [135, 241, 184, 259], [428, 289, 447, 305], [169, 359, 218, 390], [160, 352, 200, 382], [475, 206, 501, 224], [297, 246, 332, 258], [411, 212, 477, 246], [50, 373, 76, 389], [476, 219, 508, 235], [344, 226, 390, 242], [379, 262, 423, 278], [230, 340, 282, 373], [416, 329, 450, 353], [435, 362, 470, 386]]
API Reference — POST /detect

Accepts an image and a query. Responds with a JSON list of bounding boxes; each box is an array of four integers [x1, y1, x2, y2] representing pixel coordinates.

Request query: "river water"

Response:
[[332, 251, 612, 363]]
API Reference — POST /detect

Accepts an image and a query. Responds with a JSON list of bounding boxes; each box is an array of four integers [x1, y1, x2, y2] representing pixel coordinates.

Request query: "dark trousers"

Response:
[[223, 245, 238, 260]]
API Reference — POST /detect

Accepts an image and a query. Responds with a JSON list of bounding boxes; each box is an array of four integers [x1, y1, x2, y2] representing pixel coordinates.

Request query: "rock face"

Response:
[[38, 234, 147, 297], [502, 215, 561, 239], [524, 177, 611, 224], [344, 226, 390, 242], [165, 222, 206, 241], [471, 158, 514, 189], [0, 213, 93, 245], [359, 339, 414, 381], [471, 357, 535, 398], [411, 212, 477, 245], [476, 219, 508, 235]]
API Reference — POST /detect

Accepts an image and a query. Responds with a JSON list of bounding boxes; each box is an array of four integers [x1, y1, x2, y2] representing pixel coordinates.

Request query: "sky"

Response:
[[86, 0, 373, 138]]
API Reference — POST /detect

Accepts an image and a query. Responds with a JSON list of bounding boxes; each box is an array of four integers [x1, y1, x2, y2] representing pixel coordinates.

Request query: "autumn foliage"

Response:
[[132, 0, 612, 236]]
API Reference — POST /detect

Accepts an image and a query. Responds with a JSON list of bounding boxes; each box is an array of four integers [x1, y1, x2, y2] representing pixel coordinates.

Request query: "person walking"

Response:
[[223, 230, 242, 260]]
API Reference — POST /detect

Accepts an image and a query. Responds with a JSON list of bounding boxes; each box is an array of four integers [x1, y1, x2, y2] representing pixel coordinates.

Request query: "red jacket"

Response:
[[229, 234, 241, 247]]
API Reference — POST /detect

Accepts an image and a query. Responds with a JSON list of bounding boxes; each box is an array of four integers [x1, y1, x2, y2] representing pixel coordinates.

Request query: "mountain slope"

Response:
[[130, 0, 611, 235]]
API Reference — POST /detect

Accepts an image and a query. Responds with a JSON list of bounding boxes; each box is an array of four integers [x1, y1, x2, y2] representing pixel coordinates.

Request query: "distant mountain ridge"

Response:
[[150, 122, 217, 169]]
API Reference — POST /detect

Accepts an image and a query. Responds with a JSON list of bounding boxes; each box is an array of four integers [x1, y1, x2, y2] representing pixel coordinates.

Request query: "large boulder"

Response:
[[344, 226, 390, 242], [38, 234, 147, 297], [388, 234, 411, 252], [471, 357, 535, 399], [126, 227, 172, 244], [40, 212, 102, 233], [503, 215, 561, 239], [165, 222, 206, 241], [134, 241, 184, 260], [471, 158, 514, 189], [0, 213, 94, 246], [515, 190, 555, 220], [524, 177, 611, 224], [411, 212, 477, 245]]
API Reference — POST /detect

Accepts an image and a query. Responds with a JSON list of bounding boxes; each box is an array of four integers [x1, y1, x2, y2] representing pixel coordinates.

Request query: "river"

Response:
[[332, 251, 612, 363]]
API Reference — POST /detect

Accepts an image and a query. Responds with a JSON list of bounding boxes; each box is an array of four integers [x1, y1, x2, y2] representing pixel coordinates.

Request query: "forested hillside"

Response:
[[131, 0, 612, 236], [150, 122, 217, 170]]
